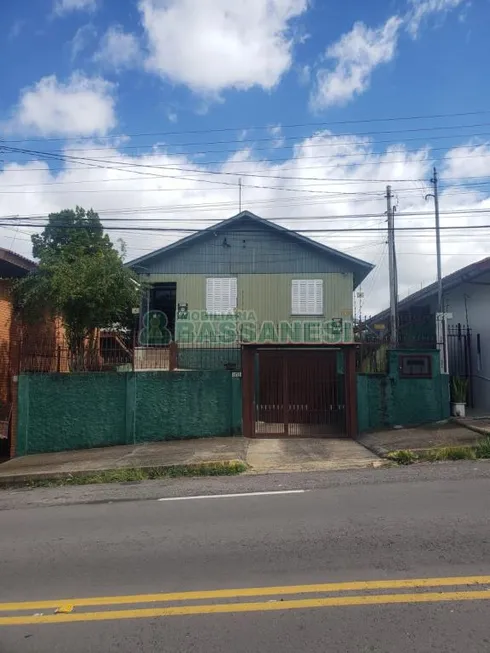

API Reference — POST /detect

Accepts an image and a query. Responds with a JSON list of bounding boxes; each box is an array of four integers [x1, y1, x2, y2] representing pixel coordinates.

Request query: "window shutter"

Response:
[[206, 278, 237, 315], [291, 279, 323, 315]]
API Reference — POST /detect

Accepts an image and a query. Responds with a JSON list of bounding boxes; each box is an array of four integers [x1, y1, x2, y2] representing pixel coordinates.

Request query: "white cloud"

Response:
[[267, 124, 285, 148], [406, 0, 466, 37], [94, 25, 141, 70], [297, 64, 311, 86], [139, 0, 308, 93], [311, 16, 402, 110], [70, 24, 97, 61], [1, 130, 489, 314], [8, 20, 24, 41], [442, 143, 490, 179], [54, 0, 97, 14], [311, 0, 466, 110], [8, 73, 116, 137]]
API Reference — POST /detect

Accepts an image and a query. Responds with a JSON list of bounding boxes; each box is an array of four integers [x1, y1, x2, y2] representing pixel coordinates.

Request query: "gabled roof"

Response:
[[0, 248, 37, 278], [369, 257, 490, 323], [127, 210, 374, 286]]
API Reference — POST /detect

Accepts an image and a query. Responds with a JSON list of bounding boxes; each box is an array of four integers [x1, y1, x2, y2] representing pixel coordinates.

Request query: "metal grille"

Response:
[[447, 324, 473, 406], [254, 349, 345, 437]]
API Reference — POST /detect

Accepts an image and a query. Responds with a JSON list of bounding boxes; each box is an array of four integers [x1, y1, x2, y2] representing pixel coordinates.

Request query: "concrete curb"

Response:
[[452, 418, 490, 437], [356, 438, 390, 458], [0, 459, 247, 489]]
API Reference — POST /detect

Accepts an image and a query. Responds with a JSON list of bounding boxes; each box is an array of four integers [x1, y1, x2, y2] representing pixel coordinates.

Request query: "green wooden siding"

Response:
[[145, 273, 353, 326]]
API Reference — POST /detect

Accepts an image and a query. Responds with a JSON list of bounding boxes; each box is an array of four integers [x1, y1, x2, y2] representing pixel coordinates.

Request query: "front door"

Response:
[[149, 283, 177, 339]]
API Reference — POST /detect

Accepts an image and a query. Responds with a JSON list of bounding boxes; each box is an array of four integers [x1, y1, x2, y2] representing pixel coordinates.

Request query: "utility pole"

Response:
[[238, 178, 242, 212], [426, 167, 446, 372], [386, 185, 398, 347], [431, 167, 443, 315]]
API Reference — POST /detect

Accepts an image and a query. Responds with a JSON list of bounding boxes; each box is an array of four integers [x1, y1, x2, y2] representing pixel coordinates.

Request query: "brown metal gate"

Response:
[[252, 349, 346, 437]]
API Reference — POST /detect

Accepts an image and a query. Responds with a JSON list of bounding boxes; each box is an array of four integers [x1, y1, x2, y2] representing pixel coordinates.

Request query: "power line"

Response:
[[2, 222, 490, 233], [1, 144, 353, 196], [0, 178, 489, 196], [3, 144, 490, 176], [7, 144, 490, 197], [3, 205, 490, 223], [0, 171, 489, 189], [10, 122, 490, 155], [4, 129, 490, 163], [2, 109, 489, 144]]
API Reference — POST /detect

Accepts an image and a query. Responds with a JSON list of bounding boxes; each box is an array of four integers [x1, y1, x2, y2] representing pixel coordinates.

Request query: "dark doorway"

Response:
[[150, 283, 177, 338]]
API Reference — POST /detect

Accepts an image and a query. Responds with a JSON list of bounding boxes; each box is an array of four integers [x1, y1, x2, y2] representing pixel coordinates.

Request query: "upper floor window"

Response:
[[206, 277, 237, 315], [291, 279, 323, 315]]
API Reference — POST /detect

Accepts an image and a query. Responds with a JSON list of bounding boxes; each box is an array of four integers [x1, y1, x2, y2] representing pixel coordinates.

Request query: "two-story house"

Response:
[[128, 211, 374, 438]]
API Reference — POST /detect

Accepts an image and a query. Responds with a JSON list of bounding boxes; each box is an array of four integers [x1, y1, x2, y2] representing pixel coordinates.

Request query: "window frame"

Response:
[[291, 279, 324, 316], [398, 354, 433, 379], [205, 277, 238, 316]]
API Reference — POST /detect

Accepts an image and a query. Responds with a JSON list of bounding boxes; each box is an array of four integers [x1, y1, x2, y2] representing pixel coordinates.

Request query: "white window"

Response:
[[206, 277, 237, 315], [291, 279, 323, 315]]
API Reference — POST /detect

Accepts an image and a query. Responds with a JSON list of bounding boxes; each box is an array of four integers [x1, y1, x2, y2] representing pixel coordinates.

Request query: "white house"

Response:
[[368, 258, 490, 414]]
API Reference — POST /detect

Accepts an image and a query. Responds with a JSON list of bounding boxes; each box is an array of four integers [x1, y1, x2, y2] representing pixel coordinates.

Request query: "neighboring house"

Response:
[[0, 248, 66, 459], [368, 257, 490, 414], [128, 210, 374, 438]]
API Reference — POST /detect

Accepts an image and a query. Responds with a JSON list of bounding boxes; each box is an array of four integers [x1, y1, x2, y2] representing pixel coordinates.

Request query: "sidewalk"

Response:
[[359, 421, 480, 457], [0, 437, 382, 486], [452, 416, 490, 437]]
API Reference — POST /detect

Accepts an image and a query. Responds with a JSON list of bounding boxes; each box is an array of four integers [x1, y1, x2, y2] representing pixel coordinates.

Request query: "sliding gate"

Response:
[[252, 349, 346, 437]]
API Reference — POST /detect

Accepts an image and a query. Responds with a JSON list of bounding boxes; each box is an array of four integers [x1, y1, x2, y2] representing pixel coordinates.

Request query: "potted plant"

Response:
[[451, 376, 468, 417]]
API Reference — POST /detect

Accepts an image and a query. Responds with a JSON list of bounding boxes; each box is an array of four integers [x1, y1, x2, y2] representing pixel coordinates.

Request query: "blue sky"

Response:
[[1, 0, 489, 312]]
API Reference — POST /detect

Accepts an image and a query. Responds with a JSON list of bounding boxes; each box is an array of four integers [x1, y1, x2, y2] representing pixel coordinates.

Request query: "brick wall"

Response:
[[0, 280, 70, 457]]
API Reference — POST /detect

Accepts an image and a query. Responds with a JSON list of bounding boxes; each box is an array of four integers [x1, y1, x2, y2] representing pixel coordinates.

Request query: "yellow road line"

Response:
[[1, 576, 490, 613], [1, 590, 490, 626]]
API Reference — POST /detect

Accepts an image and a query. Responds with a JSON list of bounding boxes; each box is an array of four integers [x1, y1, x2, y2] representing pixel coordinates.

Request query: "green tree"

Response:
[[16, 207, 139, 370]]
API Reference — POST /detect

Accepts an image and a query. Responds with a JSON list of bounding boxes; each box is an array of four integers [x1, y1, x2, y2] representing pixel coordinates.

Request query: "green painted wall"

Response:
[[145, 272, 353, 332], [357, 350, 450, 432], [16, 373, 127, 456], [17, 372, 242, 456]]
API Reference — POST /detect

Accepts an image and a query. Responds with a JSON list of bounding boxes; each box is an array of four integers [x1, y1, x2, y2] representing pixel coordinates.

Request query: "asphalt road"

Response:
[[2, 462, 490, 652]]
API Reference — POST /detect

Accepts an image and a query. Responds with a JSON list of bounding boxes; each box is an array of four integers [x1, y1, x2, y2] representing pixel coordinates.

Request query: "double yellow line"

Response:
[[1, 575, 490, 626]]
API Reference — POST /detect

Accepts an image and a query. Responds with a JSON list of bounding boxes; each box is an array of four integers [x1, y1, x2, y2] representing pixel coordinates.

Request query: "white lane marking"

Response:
[[157, 490, 307, 502]]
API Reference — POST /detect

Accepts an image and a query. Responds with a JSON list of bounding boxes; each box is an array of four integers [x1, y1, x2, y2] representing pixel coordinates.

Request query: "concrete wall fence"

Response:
[[16, 371, 242, 456], [357, 349, 450, 432]]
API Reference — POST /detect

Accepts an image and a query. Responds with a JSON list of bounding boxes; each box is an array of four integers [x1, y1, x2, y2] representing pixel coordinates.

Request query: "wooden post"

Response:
[[169, 342, 178, 371], [241, 346, 255, 438]]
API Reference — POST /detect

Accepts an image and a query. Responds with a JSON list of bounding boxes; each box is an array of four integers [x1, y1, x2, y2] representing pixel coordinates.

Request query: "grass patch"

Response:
[[387, 445, 476, 465], [386, 450, 418, 465], [430, 446, 475, 461], [15, 461, 247, 489], [474, 437, 490, 459]]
